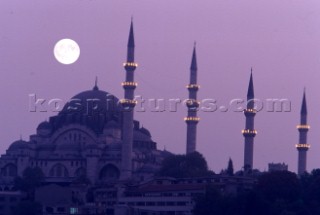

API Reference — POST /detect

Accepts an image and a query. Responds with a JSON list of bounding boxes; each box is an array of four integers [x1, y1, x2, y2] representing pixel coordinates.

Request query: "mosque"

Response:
[[0, 21, 171, 186], [0, 20, 310, 190]]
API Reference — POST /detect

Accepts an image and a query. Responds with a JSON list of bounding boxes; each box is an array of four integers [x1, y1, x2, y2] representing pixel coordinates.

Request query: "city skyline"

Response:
[[1, 0, 320, 173]]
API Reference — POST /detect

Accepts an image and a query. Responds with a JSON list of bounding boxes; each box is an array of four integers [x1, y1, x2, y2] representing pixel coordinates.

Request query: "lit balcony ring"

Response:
[[122, 82, 138, 89], [186, 84, 200, 90], [244, 109, 257, 113], [184, 117, 200, 122], [296, 125, 310, 129], [123, 62, 138, 71], [242, 129, 257, 135], [295, 144, 310, 149], [120, 99, 137, 107], [123, 62, 138, 67]]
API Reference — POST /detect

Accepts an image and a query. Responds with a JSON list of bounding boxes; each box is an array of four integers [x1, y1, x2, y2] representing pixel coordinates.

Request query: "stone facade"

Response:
[[0, 87, 170, 185]]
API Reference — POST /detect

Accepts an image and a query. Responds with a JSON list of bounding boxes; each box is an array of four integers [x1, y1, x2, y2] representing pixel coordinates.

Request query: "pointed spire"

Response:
[[301, 88, 307, 115], [190, 42, 197, 71], [247, 69, 254, 99], [126, 19, 135, 62], [128, 19, 135, 48], [93, 76, 99, 90]]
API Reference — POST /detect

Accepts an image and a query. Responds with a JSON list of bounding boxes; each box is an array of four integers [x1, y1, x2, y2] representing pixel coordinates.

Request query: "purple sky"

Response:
[[1, 0, 320, 173]]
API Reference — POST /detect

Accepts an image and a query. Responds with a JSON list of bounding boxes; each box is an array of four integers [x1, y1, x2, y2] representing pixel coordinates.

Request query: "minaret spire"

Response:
[[296, 89, 310, 175], [120, 20, 138, 180], [185, 44, 200, 154], [242, 70, 257, 172], [247, 69, 254, 100], [127, 19, 135, 62]]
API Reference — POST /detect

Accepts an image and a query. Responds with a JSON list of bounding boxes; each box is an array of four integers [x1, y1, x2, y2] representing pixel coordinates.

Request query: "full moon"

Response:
[[54, 39, 80, 64]]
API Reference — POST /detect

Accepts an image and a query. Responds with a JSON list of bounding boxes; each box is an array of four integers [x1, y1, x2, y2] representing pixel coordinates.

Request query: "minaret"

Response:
[[120, 20, 138, 179], [185, 44, 200, 154], [242, 70, 257, 171], [296, 90, 310, 175]]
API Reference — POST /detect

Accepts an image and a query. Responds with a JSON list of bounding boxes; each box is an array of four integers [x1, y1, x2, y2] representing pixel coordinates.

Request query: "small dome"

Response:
[[37, 121, 52, 130], [8, 140, 29, 151], [140, 127, 151, 137]]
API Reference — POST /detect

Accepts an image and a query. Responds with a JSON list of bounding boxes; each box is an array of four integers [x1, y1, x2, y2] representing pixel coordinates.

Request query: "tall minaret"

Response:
[[185, 44, 200, 154], [120, 20, 138, 179], [242, 70, 257, 171], [296, 90, 310, 175]]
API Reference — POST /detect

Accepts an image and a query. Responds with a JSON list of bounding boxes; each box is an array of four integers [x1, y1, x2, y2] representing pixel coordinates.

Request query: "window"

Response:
[[1, 164, 17, 177], [49, 164, 69, 177]]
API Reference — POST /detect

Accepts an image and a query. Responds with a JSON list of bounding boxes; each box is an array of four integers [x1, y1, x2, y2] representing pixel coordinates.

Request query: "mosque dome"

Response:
[[37, 121, 53, 136], [140, 127, 151, 137], [8, 140, 29, 151], [49, 85, 122, 134], [61, 86, 121, 116], [37, 121, 52, 130]]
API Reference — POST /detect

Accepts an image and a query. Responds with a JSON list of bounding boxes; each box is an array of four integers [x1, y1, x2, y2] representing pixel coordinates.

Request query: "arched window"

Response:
[[99, 164, 120, 181], [1, 164, 17, 177], [49, 164, 69, 177]]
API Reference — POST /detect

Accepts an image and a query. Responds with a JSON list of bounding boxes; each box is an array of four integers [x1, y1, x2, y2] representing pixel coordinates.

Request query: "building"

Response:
[[0, 191, 24, 215], [0, 19, 305, 215], [268, 163, 288, 172], [0, 22, 170, 186], [296, 90, 310, 175], [242, 71, 257, 172]]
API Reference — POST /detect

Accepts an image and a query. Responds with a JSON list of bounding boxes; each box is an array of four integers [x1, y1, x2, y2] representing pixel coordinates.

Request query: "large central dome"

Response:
[[48, 85, 122, 134], [61, 86, 121, 116]]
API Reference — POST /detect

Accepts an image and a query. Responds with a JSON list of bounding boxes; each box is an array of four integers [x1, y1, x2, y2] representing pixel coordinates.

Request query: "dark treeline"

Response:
[[193, 170, 320, 215], [158, 153, 320, 215]]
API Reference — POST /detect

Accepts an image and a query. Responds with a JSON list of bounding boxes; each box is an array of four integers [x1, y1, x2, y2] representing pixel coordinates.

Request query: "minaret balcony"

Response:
[[123, 62, 138, 71], [295, 144, 310, 150], [186, 84, 200, 91], [184, 117, 200, 123], [122, 82, 138, 89], [244, 108, 257, 113], [120, 99, 137, 107], [186, 99, 200, 108], [244, 108, 256, 117], [296, 125, 310, 131], [242, 129, 257, 137]]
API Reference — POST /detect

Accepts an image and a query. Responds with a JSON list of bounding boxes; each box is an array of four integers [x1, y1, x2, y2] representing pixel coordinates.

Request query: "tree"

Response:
[[193, 185, 241, 215], [14, 167, 44, 200], [257, 171, 301, 202], [227, 158, 234, 176], [157, 152, 214, 178]]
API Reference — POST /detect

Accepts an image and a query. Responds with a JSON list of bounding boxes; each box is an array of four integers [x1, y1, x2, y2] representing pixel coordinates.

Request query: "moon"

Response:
[[54, 39, 80, 64]]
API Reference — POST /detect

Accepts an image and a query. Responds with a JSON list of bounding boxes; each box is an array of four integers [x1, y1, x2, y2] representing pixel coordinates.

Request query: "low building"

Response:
[[268, 163, 288, 172]]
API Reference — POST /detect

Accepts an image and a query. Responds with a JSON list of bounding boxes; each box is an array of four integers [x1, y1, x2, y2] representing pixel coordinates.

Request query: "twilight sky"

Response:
[[1, 0, 320, 173]]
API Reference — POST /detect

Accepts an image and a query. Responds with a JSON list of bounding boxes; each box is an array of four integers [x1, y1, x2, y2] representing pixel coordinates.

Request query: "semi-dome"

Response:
[[8, 140, 29, 151], [37, 121, 52, 130]]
